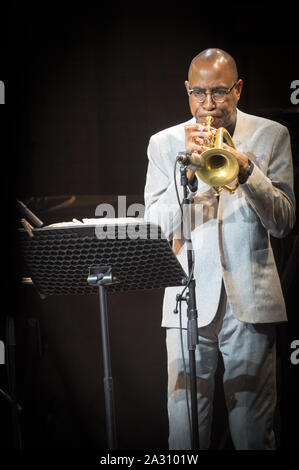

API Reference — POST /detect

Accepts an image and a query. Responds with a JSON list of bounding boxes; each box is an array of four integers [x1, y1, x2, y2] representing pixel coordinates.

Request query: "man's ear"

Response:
[[235, 79, 243, 99], [184, 80, 190, 93]]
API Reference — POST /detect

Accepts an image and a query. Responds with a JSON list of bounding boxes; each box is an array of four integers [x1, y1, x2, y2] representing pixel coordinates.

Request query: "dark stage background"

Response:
[[1, 1, 299, 451]]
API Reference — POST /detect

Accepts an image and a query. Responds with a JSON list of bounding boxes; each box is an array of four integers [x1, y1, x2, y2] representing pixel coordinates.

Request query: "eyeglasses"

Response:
[[187, 80, 239, 103]]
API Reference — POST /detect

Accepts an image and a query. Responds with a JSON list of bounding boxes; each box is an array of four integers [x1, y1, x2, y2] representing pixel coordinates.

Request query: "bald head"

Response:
[[188, 48, 238, 83]]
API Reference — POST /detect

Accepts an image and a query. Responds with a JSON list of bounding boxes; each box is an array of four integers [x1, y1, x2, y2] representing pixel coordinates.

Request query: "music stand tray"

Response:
[[18, 219, 187, 449]]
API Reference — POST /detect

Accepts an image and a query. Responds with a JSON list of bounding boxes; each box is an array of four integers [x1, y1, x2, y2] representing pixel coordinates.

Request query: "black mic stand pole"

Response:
[[178, 161, 200, 450]]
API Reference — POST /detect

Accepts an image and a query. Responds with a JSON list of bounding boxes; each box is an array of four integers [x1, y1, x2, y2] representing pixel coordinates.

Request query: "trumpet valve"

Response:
[[203, 134, 215, 147]]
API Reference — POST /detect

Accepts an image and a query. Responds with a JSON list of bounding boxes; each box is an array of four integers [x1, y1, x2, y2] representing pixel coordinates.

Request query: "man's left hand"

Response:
[[222, 143, 250, 175]]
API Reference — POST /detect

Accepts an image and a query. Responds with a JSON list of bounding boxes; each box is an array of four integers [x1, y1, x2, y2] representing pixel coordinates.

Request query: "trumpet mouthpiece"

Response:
[[206, 116, 214, 127]]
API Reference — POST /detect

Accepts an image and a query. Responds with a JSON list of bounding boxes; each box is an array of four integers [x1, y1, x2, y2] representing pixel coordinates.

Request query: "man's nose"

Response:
[[202, 93, 216, 111]]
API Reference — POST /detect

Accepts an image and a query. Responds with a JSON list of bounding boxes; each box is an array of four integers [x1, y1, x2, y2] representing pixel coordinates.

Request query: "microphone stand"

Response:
[[177, 158, 200, 450]]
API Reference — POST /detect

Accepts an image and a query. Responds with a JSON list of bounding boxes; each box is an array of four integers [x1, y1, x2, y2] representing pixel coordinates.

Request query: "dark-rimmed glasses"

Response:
[[187, 80, 239, 103]]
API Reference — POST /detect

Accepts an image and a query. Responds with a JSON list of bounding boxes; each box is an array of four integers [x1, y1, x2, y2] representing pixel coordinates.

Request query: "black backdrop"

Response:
[[1, 1, 299, 451]]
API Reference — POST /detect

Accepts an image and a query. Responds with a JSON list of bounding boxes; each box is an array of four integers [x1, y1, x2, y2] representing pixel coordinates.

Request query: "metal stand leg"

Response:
[[187, 279, 199, 450], [6, 316, 22, 450], [88, 265, 118, 450], [98, 283, 117, 450], [180, 162, 200, 450]]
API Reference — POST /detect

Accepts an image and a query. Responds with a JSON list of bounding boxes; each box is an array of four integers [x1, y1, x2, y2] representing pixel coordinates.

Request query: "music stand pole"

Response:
[[87, 265, 117, 450], [179, 163, 200, 450]]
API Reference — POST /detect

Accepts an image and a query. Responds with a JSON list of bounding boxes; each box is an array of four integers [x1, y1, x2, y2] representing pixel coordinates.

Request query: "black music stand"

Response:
[[18, 219, 187, 450]]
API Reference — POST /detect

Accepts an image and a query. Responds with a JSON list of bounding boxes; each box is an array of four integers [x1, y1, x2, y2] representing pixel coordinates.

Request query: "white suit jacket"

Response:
[[144, 109, 296, 328]]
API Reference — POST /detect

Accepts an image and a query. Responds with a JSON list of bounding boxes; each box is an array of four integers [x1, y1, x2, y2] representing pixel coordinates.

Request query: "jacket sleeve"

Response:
[[241, 126, 296, 238], [144, 134, 184, 239]]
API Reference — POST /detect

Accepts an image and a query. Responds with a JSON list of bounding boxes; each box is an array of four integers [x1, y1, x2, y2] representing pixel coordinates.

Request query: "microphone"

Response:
[[177, 151, 205, 170]]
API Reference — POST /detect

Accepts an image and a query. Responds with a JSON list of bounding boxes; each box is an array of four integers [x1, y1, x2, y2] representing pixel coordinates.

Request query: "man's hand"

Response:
[[222, 143, 250, 174], [184, 123, 250, 182], [184, 123, 216, 183]]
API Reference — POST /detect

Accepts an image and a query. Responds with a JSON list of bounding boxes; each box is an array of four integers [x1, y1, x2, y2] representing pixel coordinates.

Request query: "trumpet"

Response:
[[187, 115, 239, 195]]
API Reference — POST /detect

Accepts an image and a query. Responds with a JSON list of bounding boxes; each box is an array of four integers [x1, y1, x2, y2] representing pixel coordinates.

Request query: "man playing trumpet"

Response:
[[144, 48, 295, 449]]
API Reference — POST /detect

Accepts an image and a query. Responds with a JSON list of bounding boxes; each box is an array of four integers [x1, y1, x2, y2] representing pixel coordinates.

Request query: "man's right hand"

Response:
[[184, 123, 216, 183]]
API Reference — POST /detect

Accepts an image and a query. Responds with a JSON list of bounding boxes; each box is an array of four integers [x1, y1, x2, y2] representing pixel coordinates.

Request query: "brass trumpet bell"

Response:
[[196, 116, 239, 194]]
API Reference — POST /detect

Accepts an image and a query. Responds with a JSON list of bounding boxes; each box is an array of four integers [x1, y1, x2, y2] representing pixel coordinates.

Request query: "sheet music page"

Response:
[[43, 218, 84, 228], [82, 217, 145, 225], [43, 218, 146, 228]]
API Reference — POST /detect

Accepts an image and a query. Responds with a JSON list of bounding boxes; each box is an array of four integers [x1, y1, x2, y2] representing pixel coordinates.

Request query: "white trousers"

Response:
[[166, 283, 277, 450]]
